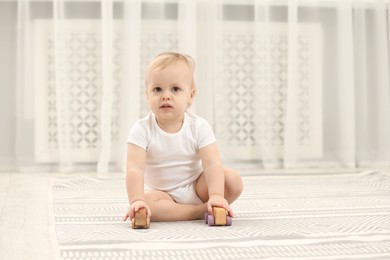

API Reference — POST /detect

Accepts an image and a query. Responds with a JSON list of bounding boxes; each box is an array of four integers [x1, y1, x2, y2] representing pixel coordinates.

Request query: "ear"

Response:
[[191, 88, 196, 99], [188, 88, 196, 106]]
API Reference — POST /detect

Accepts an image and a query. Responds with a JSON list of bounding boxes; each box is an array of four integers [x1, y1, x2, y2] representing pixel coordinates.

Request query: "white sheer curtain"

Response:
[[1, 0, 390, 173]]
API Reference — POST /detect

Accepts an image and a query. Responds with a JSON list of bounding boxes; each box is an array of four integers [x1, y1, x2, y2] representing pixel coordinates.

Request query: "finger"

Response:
[[227, 207, 234, 218], [134, 204, 144, 214], [123, 213, 129, 221], [219, 202, 233, 218], [225, 203, 234, 217], [207, 202, 213, 214]]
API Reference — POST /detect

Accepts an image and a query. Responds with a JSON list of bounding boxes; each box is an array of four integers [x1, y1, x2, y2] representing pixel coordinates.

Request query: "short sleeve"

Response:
[[127, 120, 149, 151], [197, 119, 216, 149]]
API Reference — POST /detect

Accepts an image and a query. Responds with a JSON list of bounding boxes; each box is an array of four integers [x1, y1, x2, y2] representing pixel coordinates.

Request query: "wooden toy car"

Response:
[[132, 208, 150, 229], [205, 207, 232, 226]]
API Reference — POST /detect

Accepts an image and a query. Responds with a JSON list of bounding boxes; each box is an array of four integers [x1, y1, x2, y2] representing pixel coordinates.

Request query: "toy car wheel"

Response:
[[207, 214, 215, 226], [226, 216, 232, 226], [205, 213, 210, 224]]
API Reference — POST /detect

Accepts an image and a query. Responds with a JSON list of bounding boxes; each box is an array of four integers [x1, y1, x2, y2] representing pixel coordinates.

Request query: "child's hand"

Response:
[[123, 200, 151, 222], [207, 195, 233, 217]]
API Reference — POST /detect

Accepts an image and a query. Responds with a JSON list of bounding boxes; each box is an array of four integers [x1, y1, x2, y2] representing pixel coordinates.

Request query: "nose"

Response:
[[161, 90, 171, 100]]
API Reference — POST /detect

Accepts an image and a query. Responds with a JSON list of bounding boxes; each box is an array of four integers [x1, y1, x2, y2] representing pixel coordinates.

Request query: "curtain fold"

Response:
[[373, 0, 390, 163], [15, 0, 29, 167], [97, 0, 114, 175], [119, 0, 142, 173], [52, 0, 72, 171], [284, 0, 299, 167], [336, 0, 355, 167], [254, 0, 274, 168], [1, 0, 390, 173]]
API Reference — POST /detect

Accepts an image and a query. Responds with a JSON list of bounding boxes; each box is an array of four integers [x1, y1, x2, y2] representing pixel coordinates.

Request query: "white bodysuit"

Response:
[[127, 111, 216, 204]]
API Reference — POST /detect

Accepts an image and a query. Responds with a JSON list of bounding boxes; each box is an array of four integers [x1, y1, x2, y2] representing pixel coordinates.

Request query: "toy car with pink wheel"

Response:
[[205, 207, 232, 226]]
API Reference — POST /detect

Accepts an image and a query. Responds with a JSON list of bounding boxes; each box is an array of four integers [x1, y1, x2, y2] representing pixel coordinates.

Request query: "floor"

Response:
[[0, 172, 60, 260], [1, 168, 390, 260], [0, 171, 109, 260]]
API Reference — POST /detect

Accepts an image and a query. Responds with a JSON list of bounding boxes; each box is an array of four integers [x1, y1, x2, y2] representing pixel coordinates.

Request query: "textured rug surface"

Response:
[[52, 170, 390, 259]]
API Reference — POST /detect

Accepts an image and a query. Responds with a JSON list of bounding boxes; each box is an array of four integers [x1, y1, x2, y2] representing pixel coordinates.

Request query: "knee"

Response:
[[232, 172, 243, 196], [144, 193, 154, 205], [144, 192, 154, 203], [144, 191, 168, 204], [226, 170, 243, 201]]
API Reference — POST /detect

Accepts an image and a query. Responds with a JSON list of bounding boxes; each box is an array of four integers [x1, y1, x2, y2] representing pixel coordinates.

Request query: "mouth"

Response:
[[160, 103, 173, 109]]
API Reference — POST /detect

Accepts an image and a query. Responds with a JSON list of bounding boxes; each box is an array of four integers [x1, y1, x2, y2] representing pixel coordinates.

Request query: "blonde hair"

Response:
[[145, 52, 196, 89]]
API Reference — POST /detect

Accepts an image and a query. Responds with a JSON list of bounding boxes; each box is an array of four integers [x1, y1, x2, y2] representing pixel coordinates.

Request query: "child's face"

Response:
[[146, 61, 195, 123]]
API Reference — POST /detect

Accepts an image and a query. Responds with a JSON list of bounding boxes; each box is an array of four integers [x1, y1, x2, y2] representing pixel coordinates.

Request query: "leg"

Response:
[[195, 167, 243, 204], [145, 190, 207, 222]]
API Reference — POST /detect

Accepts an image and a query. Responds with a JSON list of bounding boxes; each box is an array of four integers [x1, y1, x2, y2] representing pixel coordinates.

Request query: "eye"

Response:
[[152, 87, 162, 93], [172, 86, 181, 93]]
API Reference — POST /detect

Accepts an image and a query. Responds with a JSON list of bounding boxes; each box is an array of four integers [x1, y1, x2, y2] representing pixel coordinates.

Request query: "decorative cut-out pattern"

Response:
[[35, 21, 122, 162], [47, 33, 103, 150], [34, 20, 321, 163], [215, 23, 322, 160]]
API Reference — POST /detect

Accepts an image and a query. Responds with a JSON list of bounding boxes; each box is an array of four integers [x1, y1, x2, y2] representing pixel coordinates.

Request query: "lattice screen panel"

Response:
[[34, 20, 122, 162], [215, 22, 322, 161], [34, 20, 178, 162], [34, 19, 322, 163]]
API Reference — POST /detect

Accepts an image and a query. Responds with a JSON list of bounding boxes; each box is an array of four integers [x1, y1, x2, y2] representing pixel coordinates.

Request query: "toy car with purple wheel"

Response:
[[205, 207, 232, 226]]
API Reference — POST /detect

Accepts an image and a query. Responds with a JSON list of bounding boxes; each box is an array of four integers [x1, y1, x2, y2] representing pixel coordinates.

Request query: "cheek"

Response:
[[146, 94, 155, 105], [149, 96, 161, 107], [147, 96, 155, 104]]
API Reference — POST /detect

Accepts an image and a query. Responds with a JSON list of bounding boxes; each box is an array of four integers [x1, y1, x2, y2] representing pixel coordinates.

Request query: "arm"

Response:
[[199, 143, 233, 217], [123, 143, 151, 221]]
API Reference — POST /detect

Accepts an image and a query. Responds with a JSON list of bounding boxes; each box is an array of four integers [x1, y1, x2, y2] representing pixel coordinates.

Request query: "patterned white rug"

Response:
[[52, 170, 390, 259]]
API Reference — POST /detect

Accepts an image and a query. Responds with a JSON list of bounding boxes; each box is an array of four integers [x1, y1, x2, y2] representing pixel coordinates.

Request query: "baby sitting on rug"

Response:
[[123, 52, 243, 225]]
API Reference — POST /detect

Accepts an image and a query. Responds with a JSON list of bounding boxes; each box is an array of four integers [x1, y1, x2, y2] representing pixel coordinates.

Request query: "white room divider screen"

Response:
[[34, 20, 180, 163], [215, 22, 322, 164], [33, 18, 322, 166]]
